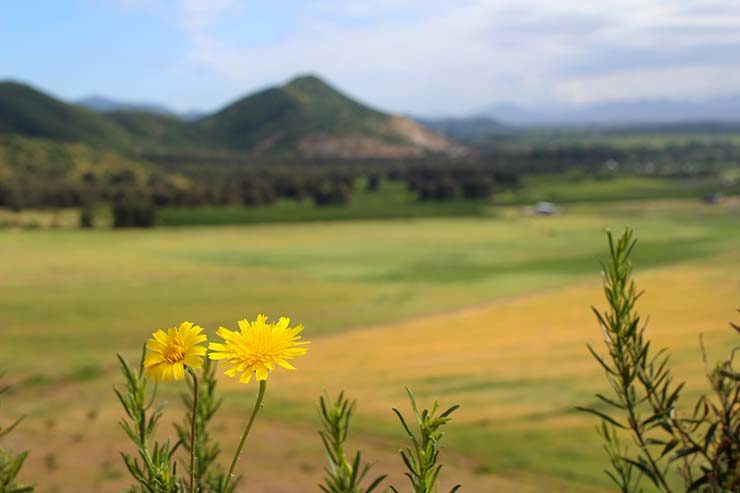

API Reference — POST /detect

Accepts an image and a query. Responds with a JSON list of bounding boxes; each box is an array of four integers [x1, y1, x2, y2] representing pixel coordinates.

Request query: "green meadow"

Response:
[[1, 197, 739, 492], [2, 198, 738, 368]]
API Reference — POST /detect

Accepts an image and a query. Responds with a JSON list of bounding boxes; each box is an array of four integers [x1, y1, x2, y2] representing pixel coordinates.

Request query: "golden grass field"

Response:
[[1, 199, 738, 492]]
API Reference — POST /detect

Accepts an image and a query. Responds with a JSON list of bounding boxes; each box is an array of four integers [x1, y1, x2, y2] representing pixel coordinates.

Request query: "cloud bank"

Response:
[[109, 0, 740, 115]]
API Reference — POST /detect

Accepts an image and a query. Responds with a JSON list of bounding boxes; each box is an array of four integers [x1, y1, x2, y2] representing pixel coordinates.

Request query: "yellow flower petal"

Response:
[[152, 329, 168, 344], [275, 358, 296, 370], [172, 362, 185, 380], [183, 355, 203, 368], [144, 352, 164, 366], [239, 370, 253, 384], [255, 366, 269, 381]]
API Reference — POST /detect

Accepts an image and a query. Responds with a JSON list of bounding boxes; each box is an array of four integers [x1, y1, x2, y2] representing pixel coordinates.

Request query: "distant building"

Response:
[[534, 201, 559, 215], [604, 159, 620, 172], [703, 192, 724, 205]]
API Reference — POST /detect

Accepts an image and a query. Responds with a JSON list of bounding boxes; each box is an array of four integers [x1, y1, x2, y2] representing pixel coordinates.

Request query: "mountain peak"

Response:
[[284, 74, 328, 88], [282, 74, 342, 102]]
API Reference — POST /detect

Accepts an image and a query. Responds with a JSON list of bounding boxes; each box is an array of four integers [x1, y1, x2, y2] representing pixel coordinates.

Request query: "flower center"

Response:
[[163, 343, 185, 363]]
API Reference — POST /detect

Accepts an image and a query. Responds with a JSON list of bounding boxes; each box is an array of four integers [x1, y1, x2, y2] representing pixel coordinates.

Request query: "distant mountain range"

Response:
[[482, 95, 740, 126], [77, 96, 176, 116], [415, 95, 740, 141], [416, 116, 510, 140], [6, 73, 739, 156], [77, 96, 206, 121], [0, 75, 455, 158]]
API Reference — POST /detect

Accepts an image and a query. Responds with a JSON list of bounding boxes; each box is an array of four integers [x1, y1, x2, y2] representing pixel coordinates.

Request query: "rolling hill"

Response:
[[0, 75, 456, 158], [105, 110, 206, 150], [195, 75, 454, 157], [0, 81, 129, 148]]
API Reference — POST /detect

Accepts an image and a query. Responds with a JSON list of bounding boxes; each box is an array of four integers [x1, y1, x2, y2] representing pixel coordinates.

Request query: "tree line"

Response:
[[0, 160, 523, 227], [1, 140, 735, 227]]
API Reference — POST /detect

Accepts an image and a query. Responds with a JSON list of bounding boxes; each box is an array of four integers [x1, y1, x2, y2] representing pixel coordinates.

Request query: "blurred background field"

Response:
[[2, 197, 738, 492]]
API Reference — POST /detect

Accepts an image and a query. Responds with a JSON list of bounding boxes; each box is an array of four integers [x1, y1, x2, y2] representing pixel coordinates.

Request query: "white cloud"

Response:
[[132, 0, 740, 113], [555, 64, 740, 104]]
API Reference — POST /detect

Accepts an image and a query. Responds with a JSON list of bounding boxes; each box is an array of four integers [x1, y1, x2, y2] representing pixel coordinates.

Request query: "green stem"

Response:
[[187, 367, 199, 493], [222, 379, 267, 493]]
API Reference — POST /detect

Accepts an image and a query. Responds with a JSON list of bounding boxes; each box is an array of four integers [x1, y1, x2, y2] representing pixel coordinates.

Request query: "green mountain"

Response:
[[196, 75, 390, 149], [0, 81, 129, 148], [194, 75, 454, 156], [105, 110, 205, 150], [0, 75, 455, 158]]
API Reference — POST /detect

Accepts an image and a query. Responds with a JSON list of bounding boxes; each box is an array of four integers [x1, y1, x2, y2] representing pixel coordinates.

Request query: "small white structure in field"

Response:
[[703, 192, 724, 205], [604, 159, 620, 172], [534, 201, 559, 215]]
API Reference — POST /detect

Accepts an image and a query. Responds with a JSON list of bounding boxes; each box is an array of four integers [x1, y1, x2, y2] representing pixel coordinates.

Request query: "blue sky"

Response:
[[2, 0, 740, 115]]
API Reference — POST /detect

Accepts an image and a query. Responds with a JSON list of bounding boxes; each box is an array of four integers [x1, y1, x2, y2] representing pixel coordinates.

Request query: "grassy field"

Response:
[[1, 198, 739, 492], [157, 181, 488, 225]]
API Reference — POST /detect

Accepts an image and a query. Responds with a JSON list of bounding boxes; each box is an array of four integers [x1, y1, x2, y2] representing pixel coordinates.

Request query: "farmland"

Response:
[[1, 197, 738, 492]]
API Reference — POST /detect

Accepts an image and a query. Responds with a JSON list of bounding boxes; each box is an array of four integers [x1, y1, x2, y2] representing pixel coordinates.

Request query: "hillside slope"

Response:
[[0, 134, 186, 192], [0, 82, 129, 148], [105, 110, 206, 150]]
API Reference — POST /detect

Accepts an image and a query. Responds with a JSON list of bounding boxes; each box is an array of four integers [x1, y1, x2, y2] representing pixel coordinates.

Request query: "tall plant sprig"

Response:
[[174, 359, 236, 493], [578, 229, 680, 492], [631, 317, 740, 493], [115, 348, 182, 493], [317, 391, 387, 493], [583, 230, 740, 492], [389, 388, 461, 493], [681, 313, 740, 491], [0, 371, 33, 493]]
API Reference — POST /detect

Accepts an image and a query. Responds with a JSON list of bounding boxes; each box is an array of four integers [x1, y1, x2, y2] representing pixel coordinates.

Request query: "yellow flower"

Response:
[[208, 314, 309, 384], [144, 321, 207, 382]]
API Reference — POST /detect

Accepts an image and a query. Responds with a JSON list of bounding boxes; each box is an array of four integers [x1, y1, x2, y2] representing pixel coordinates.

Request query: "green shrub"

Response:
[[79, 207, 94, 228], [112, 199, 156, 228]]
